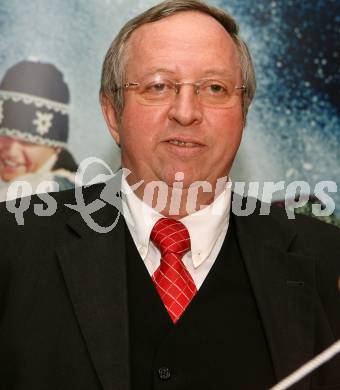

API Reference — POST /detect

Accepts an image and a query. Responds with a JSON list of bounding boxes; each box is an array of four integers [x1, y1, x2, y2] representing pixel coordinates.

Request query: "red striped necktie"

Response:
[[150, 218, 197, 323]]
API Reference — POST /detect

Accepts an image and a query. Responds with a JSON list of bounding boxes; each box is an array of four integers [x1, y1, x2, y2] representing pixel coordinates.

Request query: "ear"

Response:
[[101, 94, 120, 145]]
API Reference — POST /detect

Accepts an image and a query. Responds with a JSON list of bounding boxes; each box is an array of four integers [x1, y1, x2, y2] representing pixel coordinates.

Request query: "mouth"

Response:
[[0, 158, 24, 169], [167, 140, 201, 147], [163, 137, 206, 157], [165, 136, 205, 147]]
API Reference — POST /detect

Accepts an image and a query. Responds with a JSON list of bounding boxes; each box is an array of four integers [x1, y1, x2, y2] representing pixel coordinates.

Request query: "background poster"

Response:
[[0, 0, 339, 217]]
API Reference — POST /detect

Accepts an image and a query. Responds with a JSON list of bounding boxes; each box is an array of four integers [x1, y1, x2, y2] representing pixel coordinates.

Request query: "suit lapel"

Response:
[[57, 188, 130, 390], [233, 205, 316, 387]]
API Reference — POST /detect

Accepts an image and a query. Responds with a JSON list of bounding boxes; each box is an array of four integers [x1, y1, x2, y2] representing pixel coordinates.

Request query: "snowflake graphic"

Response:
[[32, 111, 54, 136], [0, 101, 4, 125]]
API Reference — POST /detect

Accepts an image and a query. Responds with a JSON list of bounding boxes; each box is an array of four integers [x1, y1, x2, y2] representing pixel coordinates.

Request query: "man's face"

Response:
[[104, 11, 244, 190], [0, 136, 56, 182]]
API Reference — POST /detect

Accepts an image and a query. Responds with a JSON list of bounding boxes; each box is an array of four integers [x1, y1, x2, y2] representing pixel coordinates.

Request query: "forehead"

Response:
[[0, 136, 46, 149], [126, 11, 240, 78]]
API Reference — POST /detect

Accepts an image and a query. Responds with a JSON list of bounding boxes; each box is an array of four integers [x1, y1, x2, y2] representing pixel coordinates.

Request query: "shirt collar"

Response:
[[122, 176, 162, 258], [181, 182, 231, 267], [122, 176, 232, 268]]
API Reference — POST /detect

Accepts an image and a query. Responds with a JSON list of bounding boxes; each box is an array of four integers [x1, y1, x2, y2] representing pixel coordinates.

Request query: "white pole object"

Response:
[[269, 339, 340, 390]]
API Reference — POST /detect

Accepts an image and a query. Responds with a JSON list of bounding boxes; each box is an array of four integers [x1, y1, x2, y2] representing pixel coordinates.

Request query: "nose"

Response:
[[167, 85, 203, 127]]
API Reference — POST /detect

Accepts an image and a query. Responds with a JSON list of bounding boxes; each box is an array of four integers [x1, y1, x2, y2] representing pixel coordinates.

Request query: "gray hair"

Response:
[[100, 0, 256, 122]]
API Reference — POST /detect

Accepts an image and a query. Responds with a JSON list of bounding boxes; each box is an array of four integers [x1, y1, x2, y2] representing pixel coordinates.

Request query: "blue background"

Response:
[[0, 0, 339, 213]]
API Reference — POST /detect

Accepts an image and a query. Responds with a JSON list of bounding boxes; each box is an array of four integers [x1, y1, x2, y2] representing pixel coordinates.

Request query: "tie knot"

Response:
[[151, 218, 191, 257]]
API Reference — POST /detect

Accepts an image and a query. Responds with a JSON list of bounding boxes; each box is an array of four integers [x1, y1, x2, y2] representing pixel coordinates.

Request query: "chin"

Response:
[[159, 170, 204, 189], [2, 169, 26, 182], [1, 175, 13, 182]]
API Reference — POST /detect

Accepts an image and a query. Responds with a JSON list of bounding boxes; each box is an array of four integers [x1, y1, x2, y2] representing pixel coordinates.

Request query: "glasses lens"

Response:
[[136, 79, 175, 105], [199, 79, 241, 107], [132, 77, 243, 107]]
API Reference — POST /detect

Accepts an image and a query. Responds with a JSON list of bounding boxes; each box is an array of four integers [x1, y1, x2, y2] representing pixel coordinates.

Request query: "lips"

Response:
[[168, 140, 200, 147], [162, 137, 206, 157], [164, 136, 205, 147], [0, 157, 25, 169]]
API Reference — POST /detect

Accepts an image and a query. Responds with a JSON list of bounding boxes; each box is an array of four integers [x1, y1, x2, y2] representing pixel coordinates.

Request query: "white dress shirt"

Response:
[[122, 176, 232, 289]]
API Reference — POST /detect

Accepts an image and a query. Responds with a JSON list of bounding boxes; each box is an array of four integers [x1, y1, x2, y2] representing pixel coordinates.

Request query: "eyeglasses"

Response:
[[114, 77, 246, 108]]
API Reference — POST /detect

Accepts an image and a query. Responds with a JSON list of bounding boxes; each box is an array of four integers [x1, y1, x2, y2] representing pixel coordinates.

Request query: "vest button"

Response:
[[158, 366, 171, 380]]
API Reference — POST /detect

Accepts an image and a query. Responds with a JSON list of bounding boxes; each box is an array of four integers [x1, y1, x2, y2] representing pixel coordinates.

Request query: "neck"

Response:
[[126, 176, 229, 220]]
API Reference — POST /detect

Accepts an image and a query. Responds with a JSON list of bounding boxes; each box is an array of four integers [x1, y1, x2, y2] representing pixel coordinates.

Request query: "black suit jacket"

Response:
[[0, 184, 339, 390]]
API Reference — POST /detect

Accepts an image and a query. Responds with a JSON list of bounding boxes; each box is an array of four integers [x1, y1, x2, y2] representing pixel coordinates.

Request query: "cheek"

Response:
[[25, 148, 49, 169], [124, 101, 166, 129], [0, 138, 9, 148], [207, 109, 243, 150], [120, 103, 167, 149]]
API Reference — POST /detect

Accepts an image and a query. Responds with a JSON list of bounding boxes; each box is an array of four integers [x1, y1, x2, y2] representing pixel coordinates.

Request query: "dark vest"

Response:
[[126, 217, 276, 390]]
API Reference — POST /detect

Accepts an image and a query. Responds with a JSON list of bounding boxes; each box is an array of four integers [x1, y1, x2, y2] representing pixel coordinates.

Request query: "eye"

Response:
[[199, 79, 233, 97], [207, 82, 227, 94], [152, 83, 166, 92], [144, 81, 172, 94]]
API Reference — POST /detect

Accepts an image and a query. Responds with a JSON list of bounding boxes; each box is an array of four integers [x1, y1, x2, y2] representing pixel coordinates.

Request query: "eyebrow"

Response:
[[141, 68, 176, 78], [140, 68, 235, 79], [201, 69, 234, 78]]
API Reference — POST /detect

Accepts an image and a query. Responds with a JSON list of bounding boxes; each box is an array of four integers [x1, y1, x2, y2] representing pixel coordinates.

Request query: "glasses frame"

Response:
[[113, 79, 246, 107], [116, 81, 246, 94]]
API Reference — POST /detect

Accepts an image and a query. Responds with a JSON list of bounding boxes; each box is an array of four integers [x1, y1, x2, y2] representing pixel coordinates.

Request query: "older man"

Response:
[[0, 1, 339, 389]]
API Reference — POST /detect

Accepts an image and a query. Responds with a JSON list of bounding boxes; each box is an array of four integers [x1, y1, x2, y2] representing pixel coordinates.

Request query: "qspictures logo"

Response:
[[4, 157, 338, 232]]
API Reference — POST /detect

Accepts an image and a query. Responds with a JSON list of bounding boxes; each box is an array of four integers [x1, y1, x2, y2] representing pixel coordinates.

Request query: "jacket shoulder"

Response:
[[270, 205, 340, 257], [0, 183, 105, 245]]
